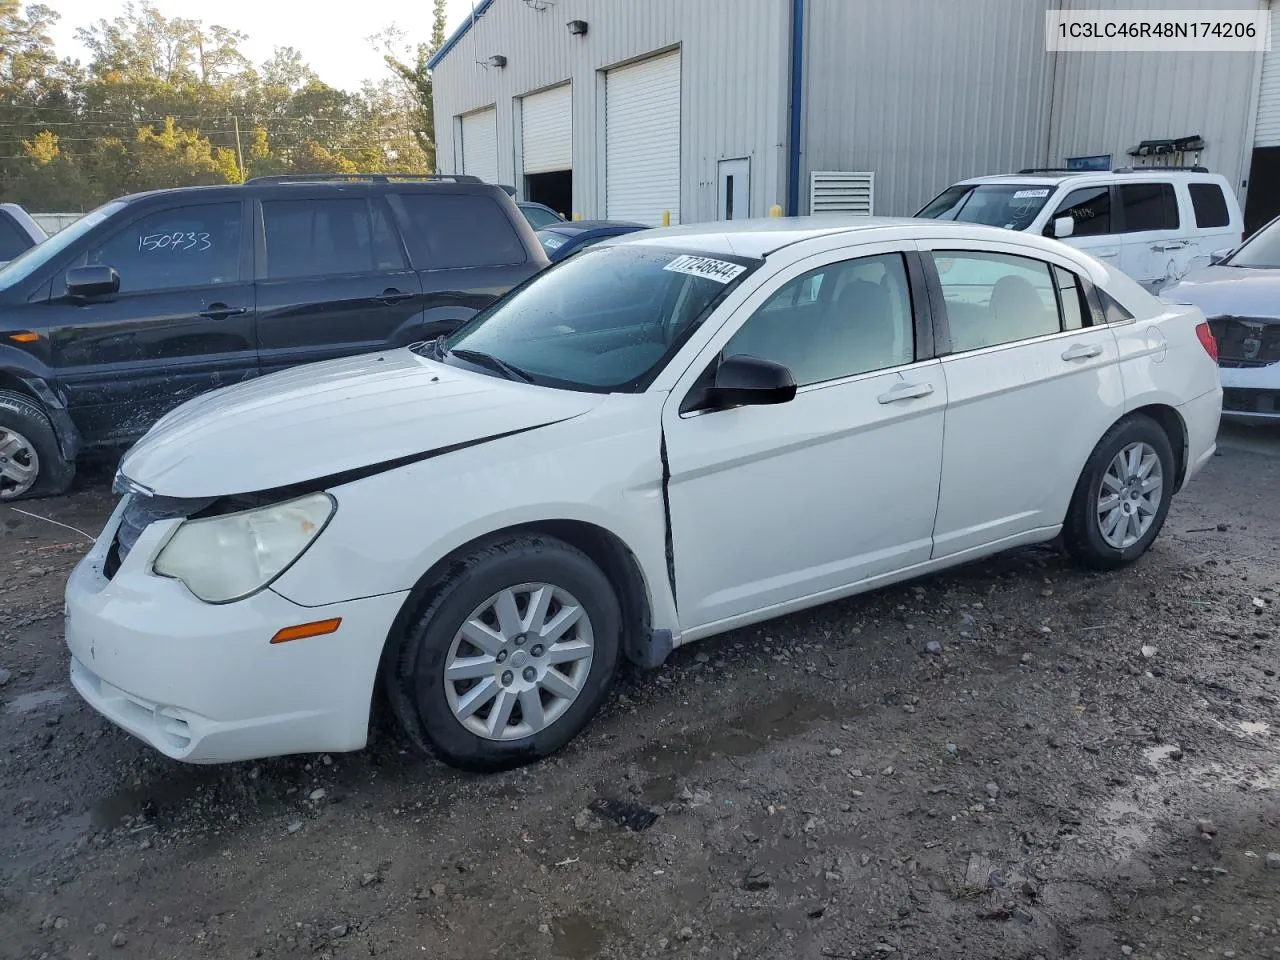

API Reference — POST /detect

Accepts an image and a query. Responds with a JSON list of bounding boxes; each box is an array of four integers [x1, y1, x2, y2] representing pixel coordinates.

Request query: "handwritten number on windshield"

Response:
[[138, 232, 212, 253]]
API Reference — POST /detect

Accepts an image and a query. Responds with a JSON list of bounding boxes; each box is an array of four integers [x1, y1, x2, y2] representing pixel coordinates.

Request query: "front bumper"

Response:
[[1219, 364, 1280, 423], [65, 500, 408, 763]]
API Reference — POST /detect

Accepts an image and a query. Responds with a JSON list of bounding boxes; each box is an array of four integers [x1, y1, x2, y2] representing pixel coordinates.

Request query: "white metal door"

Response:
[[661, 244, 946, 633], [460, 108, 498, 185], [717, 158, 749, 220], [1256, 10, 1280, 147], [918, 241, 1125, 557], [522, 85, 571, 175], [606, 51, 680, 225]]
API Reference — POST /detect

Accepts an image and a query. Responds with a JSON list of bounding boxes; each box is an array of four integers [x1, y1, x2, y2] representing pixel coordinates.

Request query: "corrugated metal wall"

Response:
[[1048, 0, 1267, 194], [801, 0, 1055, 217], [431, 0, 791, 222]]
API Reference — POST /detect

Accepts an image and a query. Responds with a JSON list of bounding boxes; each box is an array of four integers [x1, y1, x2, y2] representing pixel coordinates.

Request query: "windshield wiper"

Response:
[[446, 347, 534, 384]]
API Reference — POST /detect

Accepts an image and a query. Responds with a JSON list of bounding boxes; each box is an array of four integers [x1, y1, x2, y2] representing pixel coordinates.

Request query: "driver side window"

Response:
[[723, 253, 915, 387], [81, 203, 243, 294]]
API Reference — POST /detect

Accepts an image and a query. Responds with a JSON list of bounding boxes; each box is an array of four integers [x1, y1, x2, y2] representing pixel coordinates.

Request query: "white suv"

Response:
[[916, 168, 1243, 293], [65, 218, 1222, 770]]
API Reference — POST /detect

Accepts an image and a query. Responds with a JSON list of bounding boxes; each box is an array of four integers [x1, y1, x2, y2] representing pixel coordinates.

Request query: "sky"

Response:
[[49, 0, 482, 92]]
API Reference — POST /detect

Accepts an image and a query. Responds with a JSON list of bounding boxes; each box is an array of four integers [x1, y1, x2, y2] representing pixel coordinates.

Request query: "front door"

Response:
[[255, 195, 423, 375], [46, 199, 256, 446], [717, 158, 750, 221], [1045, 184, 1123, 268], [662, 246, 946, 632], [919, 242, 1124, 557]]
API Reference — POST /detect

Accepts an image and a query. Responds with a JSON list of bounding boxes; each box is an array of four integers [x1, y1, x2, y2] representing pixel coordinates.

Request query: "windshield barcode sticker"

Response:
[[663, 255, 746, 283], [1013, 189, 1050, 199]]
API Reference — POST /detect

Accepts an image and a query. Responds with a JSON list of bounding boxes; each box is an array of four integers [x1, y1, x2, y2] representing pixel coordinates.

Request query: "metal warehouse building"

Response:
[[430, 0, 1280, 232]]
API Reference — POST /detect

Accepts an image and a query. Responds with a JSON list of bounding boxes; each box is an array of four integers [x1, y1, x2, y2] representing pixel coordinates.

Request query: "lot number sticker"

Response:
[[663, 255, 745, 283], [1013, 189, 1050, 199]]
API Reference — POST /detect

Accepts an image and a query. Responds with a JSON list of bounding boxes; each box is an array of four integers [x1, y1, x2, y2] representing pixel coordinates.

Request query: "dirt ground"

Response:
[[1, 426, 1278, 960]]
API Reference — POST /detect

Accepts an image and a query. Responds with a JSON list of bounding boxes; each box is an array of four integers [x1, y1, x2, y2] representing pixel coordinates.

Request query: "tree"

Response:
[[373, 0, 448, 170]]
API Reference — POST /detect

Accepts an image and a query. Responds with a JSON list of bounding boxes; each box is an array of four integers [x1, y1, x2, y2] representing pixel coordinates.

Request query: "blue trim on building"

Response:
[[786, 0, 805, 216], [427, 0, 498, 71]]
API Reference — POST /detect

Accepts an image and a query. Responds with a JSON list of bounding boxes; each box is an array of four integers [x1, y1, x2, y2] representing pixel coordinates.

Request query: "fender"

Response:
[[0, 347, 80, 462]]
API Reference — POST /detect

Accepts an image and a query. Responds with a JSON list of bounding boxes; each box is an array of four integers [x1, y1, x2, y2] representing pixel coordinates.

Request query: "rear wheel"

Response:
[[0, 390, 74, 502], [385, 534, 621, 771], [1063, 415, 1174, 570]]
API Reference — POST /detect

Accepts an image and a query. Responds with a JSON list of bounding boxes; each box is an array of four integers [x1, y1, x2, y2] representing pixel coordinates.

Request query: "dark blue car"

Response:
[[536, 220, 648, 262]]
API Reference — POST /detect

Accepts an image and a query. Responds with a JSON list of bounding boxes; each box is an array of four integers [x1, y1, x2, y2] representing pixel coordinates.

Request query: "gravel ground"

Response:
[[1, 427, 1278, 960]]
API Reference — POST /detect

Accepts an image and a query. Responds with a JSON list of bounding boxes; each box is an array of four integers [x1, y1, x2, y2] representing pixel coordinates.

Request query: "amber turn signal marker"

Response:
[[9, 331, 39, 343], [270, 618, 342, 644]]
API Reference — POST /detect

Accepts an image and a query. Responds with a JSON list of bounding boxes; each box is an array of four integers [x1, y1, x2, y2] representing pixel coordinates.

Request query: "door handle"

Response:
[[1151, 241, 1188, 251], [1094, 248, 1120, 258], [198, 304, 248, 321], [1061, 342, 1103, 362], [373, 288, 414, 305], [877, 381, 935, 404]]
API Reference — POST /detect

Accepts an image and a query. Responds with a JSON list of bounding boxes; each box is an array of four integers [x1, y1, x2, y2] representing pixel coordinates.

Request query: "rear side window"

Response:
[[1118, 183, 1179, 232], [1048, 186, 1111, 237], [396, 193, 527, 269], [0, 214, 31, 260], [1188, 182, 1230, 228], [263, 198, 403, 279], [83, 203, 243, 293]]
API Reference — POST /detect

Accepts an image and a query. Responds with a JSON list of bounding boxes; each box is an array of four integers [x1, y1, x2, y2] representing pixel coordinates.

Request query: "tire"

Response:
[[385, 534, 622, 772], [0, 390, 74, 502], [1063, 414, 1175, 571]]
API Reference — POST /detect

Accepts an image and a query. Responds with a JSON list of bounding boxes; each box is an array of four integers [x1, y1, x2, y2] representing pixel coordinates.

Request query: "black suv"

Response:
[[0, 174, 548, 500]]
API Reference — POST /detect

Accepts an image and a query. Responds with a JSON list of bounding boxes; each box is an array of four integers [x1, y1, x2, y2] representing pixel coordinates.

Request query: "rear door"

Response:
[[254, 193, 423, 375], [1116, 181, 1183, 291], [390, 190, 543, 338], [919, 241, 1124, 557], [1185, 180, 1241, 272], [45, 199, 256, 445]]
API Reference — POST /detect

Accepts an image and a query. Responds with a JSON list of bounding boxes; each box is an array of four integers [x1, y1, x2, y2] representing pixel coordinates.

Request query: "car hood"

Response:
[[1160, 265, 1280, 318], [119, 349, 604, 498]]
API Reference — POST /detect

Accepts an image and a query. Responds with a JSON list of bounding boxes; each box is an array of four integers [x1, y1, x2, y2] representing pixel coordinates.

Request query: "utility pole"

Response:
[[233, 116, 246, 179]]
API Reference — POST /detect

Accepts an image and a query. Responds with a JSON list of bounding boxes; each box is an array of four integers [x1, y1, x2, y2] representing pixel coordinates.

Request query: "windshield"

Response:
[[915, 183, 1053, 231], [438, 244, 760, 392], [520, 204, 563, 230], [1225, 217, 1280, 268], [536, 229, 571, 255], [0, 201, 125, 290]]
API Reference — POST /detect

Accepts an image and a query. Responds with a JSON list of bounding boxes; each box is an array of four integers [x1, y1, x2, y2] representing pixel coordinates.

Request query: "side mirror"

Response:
[[1208, 247, 1233, 265], [1052, 216, 1075, 240], [707, 354, 797, 408], [66, 265, 120, 299]]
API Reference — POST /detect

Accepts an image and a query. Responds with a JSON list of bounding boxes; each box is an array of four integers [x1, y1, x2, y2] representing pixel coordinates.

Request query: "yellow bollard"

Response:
[[572, 212, 582, 221], [768, 204, 783, 218], [661, 210, 671, 227]]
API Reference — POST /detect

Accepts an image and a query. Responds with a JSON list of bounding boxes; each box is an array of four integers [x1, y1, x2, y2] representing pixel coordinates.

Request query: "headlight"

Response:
[[153, 493, 335, 603]]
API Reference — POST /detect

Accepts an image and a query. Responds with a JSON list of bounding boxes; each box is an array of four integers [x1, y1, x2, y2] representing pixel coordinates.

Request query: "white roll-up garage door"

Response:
[[606, 51, 680, 225], [522, 84, 572, 175], [1255, 12, 1280, 146], [460, 108, 499, 184]]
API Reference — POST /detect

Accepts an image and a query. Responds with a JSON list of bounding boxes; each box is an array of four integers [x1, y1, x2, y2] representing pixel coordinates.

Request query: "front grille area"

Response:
[[105, 491, 215, 578], [1222, 388, 1280, 416], [1208, 316, 1280, 367]]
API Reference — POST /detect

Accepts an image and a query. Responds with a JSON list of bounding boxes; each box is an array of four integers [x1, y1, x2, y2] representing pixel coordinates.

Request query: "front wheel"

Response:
[[0, 390, 74, 502], [1063, 415, 1175, 571], [385, 534, 621, 771]]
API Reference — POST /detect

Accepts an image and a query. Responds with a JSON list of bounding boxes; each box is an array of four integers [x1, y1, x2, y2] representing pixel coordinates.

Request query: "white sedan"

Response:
[[65, 218, 1222, 769]]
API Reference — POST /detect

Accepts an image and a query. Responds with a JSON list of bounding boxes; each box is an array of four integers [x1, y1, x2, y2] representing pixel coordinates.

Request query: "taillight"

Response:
[[1195, 321, 1218, 362]]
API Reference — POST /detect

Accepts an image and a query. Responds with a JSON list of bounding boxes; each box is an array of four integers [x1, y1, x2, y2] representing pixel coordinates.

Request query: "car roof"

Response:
[[607, 215, 1042, 258], [115, 179, 510, 205], [542, 220, 645, 235], [956, 170, 1228, 187]]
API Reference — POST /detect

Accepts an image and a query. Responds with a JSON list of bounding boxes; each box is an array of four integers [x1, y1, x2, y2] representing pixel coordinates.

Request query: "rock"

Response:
[[328, 924, 348, 939], [1217, 522, 1229, 531], [694, 652, 709, 664], [743, 867, 771, 891], [903, 704, 916, 714], [54, 917, 68, 930], [309, 789, 326, 802], [676, 926, 694, 941], [946, 743, 957, 755], [873, 943, 897, 955], [1020, 653, 1033, 665], [94, 923, 107, 935], [925, 640, 943, 655], [321, 754, 333, 766], [1169, 746, 1184, 761], [1141, 645, 1158, 659], [1195, 819, 1217, 836], [1021, 879, 1040, 898], [0, 667, 11, 686], [677, 786, 694, 802], [286, 821, 303, 834], [985, 782, 1000, 799], [1121, 947, 1133, 957], [538, 924, 550, 935], [359, 872, 380, 887], [1265, 852, 1280, 870], [828, 747, 843, 757], [573, 809, 603, 833], [1253, 597, 1266, 610], [430, 883, 447, 897], [111, 932, 128, 949]]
